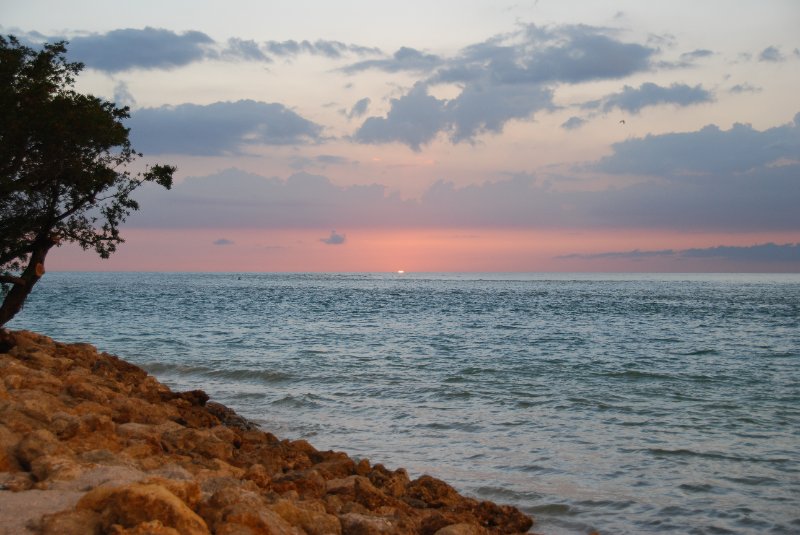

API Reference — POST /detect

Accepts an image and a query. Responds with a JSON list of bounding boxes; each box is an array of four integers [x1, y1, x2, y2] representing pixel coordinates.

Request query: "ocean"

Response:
[[9, 272, 800, 534]]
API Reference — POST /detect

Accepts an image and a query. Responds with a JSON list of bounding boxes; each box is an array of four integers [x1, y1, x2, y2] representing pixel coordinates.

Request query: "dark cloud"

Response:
[[595, 112, 800, 177], [682, 243, 800, 262], [213, 238, 235, 246], [679, 49, 713, 61], [289, 154, 358, 170], [113, 81, 136, 108], [584, 82, 714, 114], [558, 249, 676, 260], [265, 39, 380, 59], [130, 168, 414, 229], [66, 27, 216, 72], [428, 23, 656, 86], [354, 82, 552, 149], [315, 154, 355, 165], [221, 38, 271, 62], [321, 230, 346, 245], [342, 46, 443, 74], [128, 100, 323, 155], [561, 116, 587, 130], [14, 28, 377, 72], [129, 111, 800, 233], [347, 97, 371, 119], [559, 243, 800, 264], [759, 46, 785, 62], [354, 24, 656, 150], [354, 84, 448, 151], [448, 82, 553, 142], [729, 83, 761, 94]]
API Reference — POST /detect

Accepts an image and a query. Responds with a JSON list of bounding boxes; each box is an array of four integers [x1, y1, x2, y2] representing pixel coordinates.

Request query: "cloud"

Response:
[[265, 39, 380, 58], [347, 97, 371, 119], [220, 38, 271, 62], [558, 243, 800, 264], [558, 249, 676, 260], [213, 238, 235, 246], [759, 46, 785, 62], [354, 81, 553, 150], [289, 154, 358, 170], [679, 49, 713, 61], [584, 82, 714, 114], [113, 81, 136, 108], [321, 230, 346, 245], [354, 23, 656, 150], [128, 100, 323, 155], [66, 27, 217, 72], [130, 113, 800, 233], [561, 116, 587, 130], [729, 83, 761, 94], [15, 28, 377, 72], [594, 112, 800, 177], [682, 243, 800, 262], [354, 84, 448, 151], [343, 46, 443, 74]]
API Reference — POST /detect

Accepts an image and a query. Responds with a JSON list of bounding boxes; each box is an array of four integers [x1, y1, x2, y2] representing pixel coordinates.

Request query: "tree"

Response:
[[0, 36, 175, 326]]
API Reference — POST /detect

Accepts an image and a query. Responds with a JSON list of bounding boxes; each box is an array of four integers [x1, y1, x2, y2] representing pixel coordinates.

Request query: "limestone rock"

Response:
[[77, 482, 210, 535], [0, 331, 535, 535]]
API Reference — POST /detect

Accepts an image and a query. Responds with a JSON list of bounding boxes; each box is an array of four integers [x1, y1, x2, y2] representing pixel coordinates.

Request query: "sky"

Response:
[[3, 0, 800, 272]]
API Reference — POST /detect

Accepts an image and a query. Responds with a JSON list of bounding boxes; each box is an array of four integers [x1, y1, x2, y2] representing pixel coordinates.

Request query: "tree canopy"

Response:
[[0, 35, 176, 326]]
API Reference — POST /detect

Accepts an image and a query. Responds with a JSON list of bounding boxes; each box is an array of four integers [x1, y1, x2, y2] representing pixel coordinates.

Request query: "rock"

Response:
[[368, 464, 410, 498], [77, 483, 210, 535], [15, 429, 67, 470], [339, 512, 399, 535], [109, 519, 182, 535], [0, 331, 535, 535], [39, 508, 102, 535], [271, 498, 342, 535], [434, 523, 490, 535]]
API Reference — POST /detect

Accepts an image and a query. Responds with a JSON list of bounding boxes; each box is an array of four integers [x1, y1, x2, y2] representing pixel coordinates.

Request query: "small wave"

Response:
[[419, 421, 482, 432], [646, 448, 787, 464], [270, 393, 325, 409], [681, 349, 720, 356], [528, 503, 572, 515], [679, 482, 716, 493], [722, 475, 778, 486], [143, 361, 292, 384], [601, 370, 675, 381]]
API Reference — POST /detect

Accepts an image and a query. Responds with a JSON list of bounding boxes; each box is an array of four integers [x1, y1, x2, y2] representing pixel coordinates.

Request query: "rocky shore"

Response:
[[0, 330, 535, 535]]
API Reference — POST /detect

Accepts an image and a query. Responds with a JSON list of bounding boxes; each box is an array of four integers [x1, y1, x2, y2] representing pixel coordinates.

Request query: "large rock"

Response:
[[77, 482, 210, 535]]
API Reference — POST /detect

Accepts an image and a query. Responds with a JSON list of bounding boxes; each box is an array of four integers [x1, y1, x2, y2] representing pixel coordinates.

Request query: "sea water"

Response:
[[9, 272, 800, 534]]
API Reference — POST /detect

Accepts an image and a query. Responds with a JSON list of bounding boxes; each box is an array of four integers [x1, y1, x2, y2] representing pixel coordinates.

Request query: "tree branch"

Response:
[[0, 275, 26, 287]]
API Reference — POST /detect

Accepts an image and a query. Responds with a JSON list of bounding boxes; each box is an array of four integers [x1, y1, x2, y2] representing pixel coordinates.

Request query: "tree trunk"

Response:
[[0, 240, 54, 327]]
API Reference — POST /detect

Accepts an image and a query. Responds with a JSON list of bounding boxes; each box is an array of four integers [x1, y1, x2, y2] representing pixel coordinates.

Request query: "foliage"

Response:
[[0, 35, 175, 325]]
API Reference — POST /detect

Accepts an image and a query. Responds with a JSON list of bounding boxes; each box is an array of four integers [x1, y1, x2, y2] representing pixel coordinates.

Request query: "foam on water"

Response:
[[10, 272, 800, 534]]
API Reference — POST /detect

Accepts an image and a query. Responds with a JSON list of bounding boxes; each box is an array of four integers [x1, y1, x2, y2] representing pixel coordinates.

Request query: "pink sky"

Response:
[[5, 1, 800, 272]]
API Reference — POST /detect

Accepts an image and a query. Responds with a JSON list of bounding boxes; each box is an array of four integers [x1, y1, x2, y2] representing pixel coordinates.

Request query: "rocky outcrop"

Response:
[[0, 330, 535, 534]]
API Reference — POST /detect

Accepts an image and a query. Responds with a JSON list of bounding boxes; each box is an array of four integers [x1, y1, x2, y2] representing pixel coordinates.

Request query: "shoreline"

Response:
[[0, 330, 535, 534]]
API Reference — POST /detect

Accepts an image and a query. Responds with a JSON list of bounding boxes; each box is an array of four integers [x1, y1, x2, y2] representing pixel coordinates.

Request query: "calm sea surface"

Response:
[[10, 272, 800, 534]]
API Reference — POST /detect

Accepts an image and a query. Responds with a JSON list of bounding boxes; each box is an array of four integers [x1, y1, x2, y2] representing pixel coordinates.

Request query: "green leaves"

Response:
[[0, 35, 175, 323]]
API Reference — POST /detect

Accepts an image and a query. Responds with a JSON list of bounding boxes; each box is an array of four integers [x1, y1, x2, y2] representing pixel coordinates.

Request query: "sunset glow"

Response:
[[4, 0, 798, 272]]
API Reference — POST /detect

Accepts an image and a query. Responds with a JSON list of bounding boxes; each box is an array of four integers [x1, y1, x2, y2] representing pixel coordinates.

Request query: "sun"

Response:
[[397, 270, 405, 274]]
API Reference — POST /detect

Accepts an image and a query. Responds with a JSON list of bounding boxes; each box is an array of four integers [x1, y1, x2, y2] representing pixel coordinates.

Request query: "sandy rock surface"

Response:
[[0, 330, 535, 534]]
